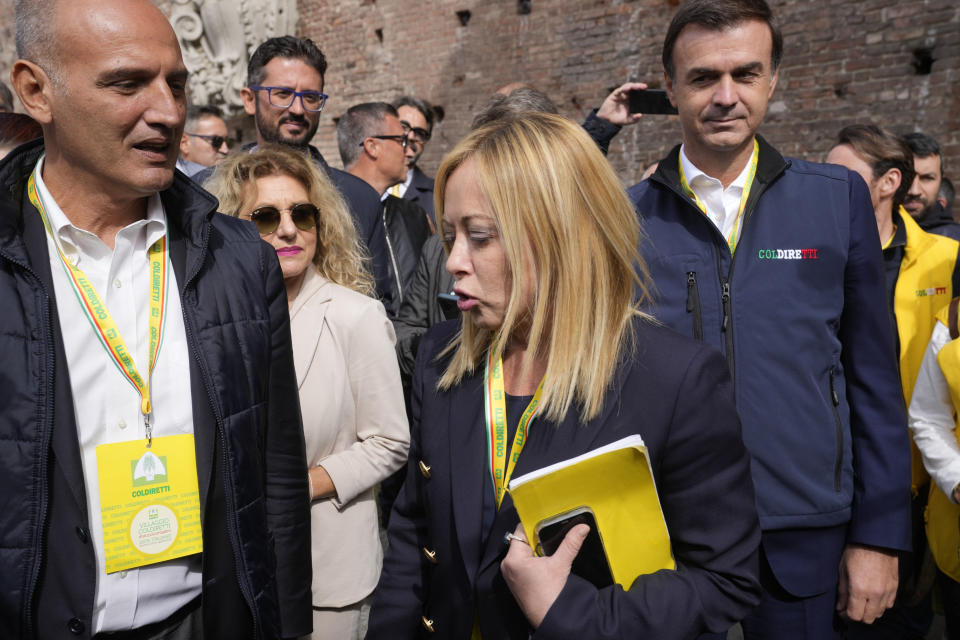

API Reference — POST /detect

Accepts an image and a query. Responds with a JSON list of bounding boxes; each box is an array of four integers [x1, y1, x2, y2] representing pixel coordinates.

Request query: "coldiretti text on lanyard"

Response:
[[483, 346, 545, 509], [28, 167, 167, 446], [29, 165, 203, 573], [678, 138, 759, 255]]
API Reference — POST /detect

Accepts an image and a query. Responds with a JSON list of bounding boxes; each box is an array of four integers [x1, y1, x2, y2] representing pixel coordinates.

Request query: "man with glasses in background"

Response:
[[194, 36, 391, 309], [339, 102, 431, 318], [390, 96, 436, 221], [177, 104, 231, 177]]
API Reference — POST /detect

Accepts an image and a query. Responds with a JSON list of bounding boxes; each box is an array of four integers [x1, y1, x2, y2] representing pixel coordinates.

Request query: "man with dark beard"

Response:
[[902, 132, 960, 242], [197, 36, 391, 308]]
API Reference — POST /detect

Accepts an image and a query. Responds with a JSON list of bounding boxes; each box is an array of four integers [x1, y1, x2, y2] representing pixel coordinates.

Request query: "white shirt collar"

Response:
[[679, 143, 753, 192], [380, 168, 415, 202], [34, 155, 167, 250]]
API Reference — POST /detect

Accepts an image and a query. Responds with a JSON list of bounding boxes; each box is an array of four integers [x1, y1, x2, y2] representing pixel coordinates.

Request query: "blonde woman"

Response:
[[368, 114, 761, 639], [206, 145, 409, 639]]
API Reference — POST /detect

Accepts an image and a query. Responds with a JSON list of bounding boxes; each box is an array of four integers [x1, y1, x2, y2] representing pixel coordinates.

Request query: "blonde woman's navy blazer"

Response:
[[368, 318, 762, 639]]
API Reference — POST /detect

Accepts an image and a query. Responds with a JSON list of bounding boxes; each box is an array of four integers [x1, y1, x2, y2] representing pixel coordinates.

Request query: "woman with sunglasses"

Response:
[[205, 145, 410, 639]]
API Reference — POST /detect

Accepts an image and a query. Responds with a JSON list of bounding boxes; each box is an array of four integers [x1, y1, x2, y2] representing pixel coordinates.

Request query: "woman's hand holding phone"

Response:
[[500, 522, 590, 628]]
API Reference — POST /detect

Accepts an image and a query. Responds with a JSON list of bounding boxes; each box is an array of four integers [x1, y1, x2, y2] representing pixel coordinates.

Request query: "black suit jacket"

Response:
[[369, 319, 761, 639], [0, 142, 311, 639], [403, 165, 435, 222], [323, 164, 393, 306], [381, 195, 433, 318]]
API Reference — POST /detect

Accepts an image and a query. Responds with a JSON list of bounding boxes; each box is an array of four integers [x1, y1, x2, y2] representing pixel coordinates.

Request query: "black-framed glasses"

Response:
[[243, 203, 319, 235], [248, 85, 328, 113], [364, 134, 408, 149], [400, 120, 430, 143], [185, 132, 233, 149]]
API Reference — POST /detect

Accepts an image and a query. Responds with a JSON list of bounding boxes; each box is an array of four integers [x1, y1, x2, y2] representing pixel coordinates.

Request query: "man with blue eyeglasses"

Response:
[[196, 36, 391, 309], [241, 40, 327, 151]]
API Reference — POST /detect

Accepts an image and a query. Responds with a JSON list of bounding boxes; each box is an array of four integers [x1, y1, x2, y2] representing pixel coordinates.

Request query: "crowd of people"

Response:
[[0, 0, 958, 639]]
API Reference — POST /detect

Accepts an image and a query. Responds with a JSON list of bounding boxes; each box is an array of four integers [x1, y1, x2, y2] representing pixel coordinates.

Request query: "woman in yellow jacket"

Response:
[[908, 299, 960, 639]]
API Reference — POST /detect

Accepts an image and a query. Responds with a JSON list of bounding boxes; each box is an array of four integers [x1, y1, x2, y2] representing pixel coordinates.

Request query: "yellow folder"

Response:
[[507, 434, 674, 586]]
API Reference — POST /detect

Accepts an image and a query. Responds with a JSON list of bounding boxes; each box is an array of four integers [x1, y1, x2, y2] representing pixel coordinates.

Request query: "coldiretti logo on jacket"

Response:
[[757, 248, 819, 260], [916, 286, 948, 297]]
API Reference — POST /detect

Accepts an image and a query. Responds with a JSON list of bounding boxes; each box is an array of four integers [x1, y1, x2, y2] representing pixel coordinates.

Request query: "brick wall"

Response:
[[1, 0, 957, 214], [297, 0, 959, 215]]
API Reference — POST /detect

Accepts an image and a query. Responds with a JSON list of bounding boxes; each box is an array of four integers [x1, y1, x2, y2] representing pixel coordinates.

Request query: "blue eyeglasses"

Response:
[[249, 86, 328, 113]]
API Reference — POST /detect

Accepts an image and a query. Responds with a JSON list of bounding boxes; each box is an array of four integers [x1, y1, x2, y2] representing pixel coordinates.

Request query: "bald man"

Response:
[[1, 1, 311, 638]]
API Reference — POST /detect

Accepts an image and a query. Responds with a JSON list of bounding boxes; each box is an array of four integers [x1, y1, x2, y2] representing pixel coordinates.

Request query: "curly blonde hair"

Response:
[[204, 144, 375, 296]]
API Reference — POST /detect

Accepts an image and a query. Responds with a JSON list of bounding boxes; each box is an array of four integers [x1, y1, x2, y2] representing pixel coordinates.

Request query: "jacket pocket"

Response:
[[829, 367, 843, 492], [686, 271, 703, 341]]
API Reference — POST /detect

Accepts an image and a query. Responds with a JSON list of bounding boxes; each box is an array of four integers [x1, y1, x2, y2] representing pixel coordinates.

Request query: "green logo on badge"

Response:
[[131, 451, 168, 487]]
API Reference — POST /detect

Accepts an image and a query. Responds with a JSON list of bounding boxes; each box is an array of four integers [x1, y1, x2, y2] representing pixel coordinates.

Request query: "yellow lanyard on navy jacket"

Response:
[[483, 348, 544, 509], [678, 139, 759, 255]]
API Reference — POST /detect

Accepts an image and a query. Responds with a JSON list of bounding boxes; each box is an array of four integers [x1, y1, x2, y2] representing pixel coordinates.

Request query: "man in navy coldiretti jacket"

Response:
[[628, 1, 911, 638]]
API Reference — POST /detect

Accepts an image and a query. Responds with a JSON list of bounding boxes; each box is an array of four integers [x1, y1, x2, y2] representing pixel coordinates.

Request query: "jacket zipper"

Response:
[[653, 179, 745, 379], [382, 207, 403, 304], [180, 244, 262, 637], [704, 182, 773, 385], [1, 250, 53, 638], [686, 271, 703, 341], [652, 162, 781, 394], [829, 367, 843, 492], [720, 278, 736, 378]]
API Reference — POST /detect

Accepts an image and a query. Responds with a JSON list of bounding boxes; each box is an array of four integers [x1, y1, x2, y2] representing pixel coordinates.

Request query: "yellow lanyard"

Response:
[[483, 348, 544, 509], [678, 138, 759, 255], [28, 168, 169, 447]]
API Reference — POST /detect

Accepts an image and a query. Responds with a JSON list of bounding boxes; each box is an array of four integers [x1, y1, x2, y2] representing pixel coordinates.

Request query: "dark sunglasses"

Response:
[[186, 132, 233, 149], [365, 134, 409, 149], [400, 120, 430, 142], [245, 203, 319, 235]]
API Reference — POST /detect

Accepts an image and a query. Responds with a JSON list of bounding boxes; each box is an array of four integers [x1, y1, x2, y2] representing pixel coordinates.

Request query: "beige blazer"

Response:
[[290, 267, 410, 607]]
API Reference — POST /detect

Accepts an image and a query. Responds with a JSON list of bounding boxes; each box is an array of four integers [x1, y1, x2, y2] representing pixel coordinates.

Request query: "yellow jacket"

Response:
[[927, 304, 960, 582], [892, 209, 960, 489]]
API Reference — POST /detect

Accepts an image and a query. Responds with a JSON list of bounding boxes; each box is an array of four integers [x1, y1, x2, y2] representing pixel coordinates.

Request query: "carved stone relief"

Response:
[[0, 0, 17, 100], [169, 0, 298, 113]]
